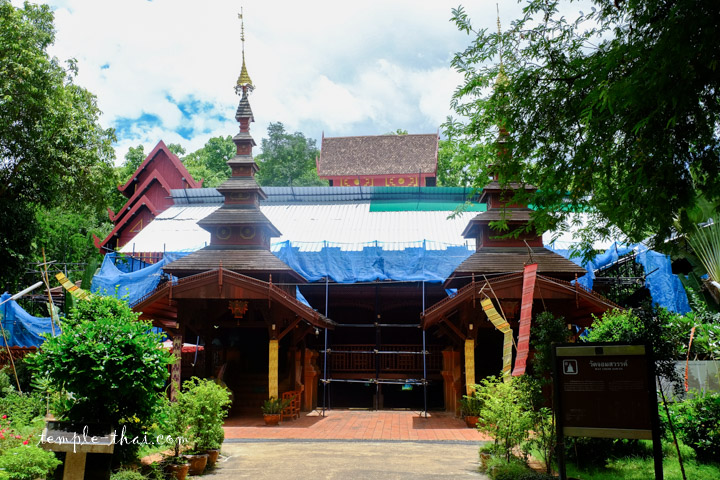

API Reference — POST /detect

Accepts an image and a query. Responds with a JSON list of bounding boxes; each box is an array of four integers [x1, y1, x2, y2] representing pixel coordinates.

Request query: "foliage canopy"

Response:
[[0, 1, 115, 288], [255, 122, 326, 187], [29, 295, 172, 463], [448, 0, 720, 253]]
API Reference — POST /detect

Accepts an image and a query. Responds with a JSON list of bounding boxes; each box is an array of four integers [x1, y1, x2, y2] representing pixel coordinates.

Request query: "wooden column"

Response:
[[303, 349, 319, 410], [464, 338, 475, 395], [170, 333, 182, 401], [441, 348, 461, 414], [268, 339, 279, 398]]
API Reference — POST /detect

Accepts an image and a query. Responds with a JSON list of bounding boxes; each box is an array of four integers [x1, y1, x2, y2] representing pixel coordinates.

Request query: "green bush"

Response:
[[0, 445, 61, 480], [529, 311, 570, 381], [0, 392, 44, 427], [459, 391, 484, 416], [157, 390, 192, 460], [27, 295, 173, 464], [182, 377, 232, 451], [669, 391, 720, 462], [485, 455, 540, 479], [583, 306, 681, 384], [476, 376, 534, 463], [110, 469, 147, 480]]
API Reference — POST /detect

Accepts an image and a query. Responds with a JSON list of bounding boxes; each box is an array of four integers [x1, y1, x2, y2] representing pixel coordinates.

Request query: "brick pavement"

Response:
[[223, 409, 491, 442]]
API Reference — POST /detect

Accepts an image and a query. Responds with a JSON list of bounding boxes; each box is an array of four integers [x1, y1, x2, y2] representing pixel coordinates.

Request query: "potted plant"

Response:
[[261, 397, 289, 426], [159, 391, 191, 480], [459, 392, 483, 428], [182, 377, 232, 472]]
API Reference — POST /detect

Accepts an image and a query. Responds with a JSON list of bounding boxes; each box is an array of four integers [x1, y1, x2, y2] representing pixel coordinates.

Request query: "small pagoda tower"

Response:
[[164, 18, 303, 285], [446, 14, 586, 287]]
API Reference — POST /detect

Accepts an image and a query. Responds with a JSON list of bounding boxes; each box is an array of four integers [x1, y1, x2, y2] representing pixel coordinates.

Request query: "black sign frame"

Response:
[[552, 342, 662, 480]]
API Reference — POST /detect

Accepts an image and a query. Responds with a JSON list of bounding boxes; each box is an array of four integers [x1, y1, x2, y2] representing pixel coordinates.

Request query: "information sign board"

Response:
[[552, 343, 662, 480]]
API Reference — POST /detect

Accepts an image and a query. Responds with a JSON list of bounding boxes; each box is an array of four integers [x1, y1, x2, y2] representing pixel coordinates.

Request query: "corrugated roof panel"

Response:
[[122, 203, 479, 253]]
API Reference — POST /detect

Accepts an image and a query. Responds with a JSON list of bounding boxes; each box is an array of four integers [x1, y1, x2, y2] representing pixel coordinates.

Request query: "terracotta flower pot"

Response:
[[186, 453, 208, 475], [164, 462, 190, 480], [263, 413, 281, 426], [464, 415, 479, 428], [206, 448, 220, 467]]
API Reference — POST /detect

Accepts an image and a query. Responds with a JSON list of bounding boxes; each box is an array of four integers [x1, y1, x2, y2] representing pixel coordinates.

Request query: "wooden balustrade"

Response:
[[320, 344, 442, 373]]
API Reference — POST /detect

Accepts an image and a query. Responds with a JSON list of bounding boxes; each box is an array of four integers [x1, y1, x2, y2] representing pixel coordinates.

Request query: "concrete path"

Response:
[[203, 440, 489, 479]]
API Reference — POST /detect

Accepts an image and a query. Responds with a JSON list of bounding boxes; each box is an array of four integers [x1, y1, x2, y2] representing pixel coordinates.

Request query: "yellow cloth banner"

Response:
[[481, 298, 513, 380], [55, 273, 92, 301], [464, 338, 475, 395], [269, 339, 279, 399]]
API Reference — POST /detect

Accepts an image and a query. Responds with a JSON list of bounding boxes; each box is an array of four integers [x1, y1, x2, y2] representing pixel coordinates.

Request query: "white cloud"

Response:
[[42, 0, 543, 163]]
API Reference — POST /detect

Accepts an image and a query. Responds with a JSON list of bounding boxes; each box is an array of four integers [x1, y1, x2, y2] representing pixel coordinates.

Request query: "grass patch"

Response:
[[567, 456, 720, 480]]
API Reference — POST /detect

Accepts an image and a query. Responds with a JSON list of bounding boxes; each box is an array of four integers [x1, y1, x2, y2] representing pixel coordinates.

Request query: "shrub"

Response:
[[0, 414, 44, 452], [669, 391, 720, 462], [27, 295, 173, 464], [0, 445, 61, 480], [0, 392, 44, 427], [157, 390, 192, 460], [181, 377, 232, 451], [261, 397, 289, 415], [459, 391, 484, 416], [583, 306, 681, 384], [476, 376, 534, 463], [485, 455, 537, 479], [529, 311, 570, 382], [110, 469, 147, 480]]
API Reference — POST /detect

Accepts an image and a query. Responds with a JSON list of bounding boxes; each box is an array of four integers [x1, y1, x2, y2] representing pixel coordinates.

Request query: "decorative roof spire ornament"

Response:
[[236, 8, 254, 95], [495, 4, 508, 88]]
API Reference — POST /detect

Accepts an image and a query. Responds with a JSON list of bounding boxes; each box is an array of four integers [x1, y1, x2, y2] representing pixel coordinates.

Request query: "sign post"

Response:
[[552, 343, 662, 480]]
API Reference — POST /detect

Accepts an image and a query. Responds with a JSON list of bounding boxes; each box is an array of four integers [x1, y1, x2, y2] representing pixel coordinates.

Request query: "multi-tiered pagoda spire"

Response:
[[164, 12, 302, 283]]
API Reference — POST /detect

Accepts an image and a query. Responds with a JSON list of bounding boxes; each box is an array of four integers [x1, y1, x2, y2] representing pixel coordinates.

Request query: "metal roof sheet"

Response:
[[120, 202, 477, 253]]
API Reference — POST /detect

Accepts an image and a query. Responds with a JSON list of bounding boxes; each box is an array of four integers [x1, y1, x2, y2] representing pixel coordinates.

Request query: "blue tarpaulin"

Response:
[[91, 252, 189, 305], [273, 240, 473, 284], [0, 293, 57, 347], [91, 241, 690, 315], [548, 243, 690, 314]]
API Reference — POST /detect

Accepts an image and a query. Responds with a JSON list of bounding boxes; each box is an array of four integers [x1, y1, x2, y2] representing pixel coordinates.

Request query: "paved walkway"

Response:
[[204, 441, 489, 479], [223, 409, 491, 442]]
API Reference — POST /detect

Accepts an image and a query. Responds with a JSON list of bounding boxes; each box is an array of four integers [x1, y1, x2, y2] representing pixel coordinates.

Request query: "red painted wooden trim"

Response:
[[118, 140, 201, 194], [111, 170, 173, 223], [95, 195, 160, 251]]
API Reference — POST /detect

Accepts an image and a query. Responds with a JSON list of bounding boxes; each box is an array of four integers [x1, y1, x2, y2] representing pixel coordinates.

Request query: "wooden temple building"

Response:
[[120, 33, 620, 416], [317, 133, 438, 187]]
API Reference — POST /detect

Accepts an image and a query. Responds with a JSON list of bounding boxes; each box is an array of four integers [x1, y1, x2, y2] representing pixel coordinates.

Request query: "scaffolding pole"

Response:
[[322, 276, 328, 417], [422, 281, 427, 418]]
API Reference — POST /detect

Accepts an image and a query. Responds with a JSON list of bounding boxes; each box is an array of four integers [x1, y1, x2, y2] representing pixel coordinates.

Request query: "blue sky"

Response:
[[38, 0, 585, 164]]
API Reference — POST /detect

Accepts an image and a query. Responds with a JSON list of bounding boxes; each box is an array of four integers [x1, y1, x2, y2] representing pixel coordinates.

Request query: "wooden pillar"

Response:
[[170, 333, 182, 401], [269, 338, 279, 398], [303, 349, 319, 410], [464, 338, 475, 395], [441, 348, 461, 415]]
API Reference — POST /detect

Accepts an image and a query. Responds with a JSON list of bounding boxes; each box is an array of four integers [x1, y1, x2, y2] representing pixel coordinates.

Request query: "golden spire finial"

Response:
[[235, 7, 254, 95]]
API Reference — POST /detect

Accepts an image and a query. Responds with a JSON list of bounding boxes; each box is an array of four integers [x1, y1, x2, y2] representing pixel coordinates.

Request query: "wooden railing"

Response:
[[320, 344, 442, 373], [0, 347, 36, 368]]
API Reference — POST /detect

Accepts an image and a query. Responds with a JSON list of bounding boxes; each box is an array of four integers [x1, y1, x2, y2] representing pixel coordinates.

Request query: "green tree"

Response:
[[183, 135, 234, 188], [120, 144, 146, 180], [255, 122, 326, 187], [449, 0, 720, 254], [28, 295, 172, 464], [0, 1, 115, 289]]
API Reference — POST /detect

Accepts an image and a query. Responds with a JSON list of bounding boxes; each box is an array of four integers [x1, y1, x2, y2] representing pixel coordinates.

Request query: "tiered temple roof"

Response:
[[93, 141, 202, 252]]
